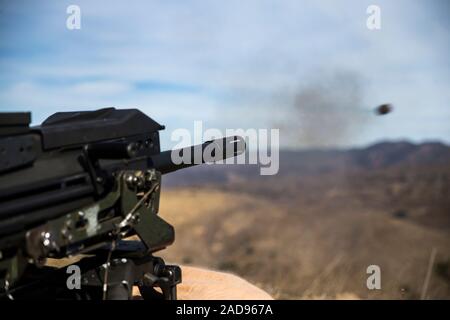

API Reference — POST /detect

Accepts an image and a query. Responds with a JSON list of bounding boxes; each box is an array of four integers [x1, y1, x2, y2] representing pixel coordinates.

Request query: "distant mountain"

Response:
[[351, 141, 450, 169], [163, 141, 450, 187]]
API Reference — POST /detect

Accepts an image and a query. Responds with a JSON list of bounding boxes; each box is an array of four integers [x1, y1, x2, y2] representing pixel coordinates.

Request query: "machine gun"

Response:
[[0, 108, 245, 300]]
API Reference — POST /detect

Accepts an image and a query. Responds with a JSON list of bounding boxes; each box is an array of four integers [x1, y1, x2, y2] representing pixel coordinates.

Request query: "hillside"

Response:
[[158, 141, 450, 299]]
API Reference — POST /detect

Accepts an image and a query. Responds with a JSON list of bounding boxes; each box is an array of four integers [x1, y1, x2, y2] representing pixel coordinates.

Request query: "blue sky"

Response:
[[0, 0, 448, 149]]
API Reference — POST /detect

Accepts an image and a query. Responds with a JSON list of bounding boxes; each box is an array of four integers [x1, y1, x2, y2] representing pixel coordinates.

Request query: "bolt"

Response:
[[146, 170, 155, 182], [131, 212, 140, 224], [41, 231, 52, 247], [61, 228, 73, 242]]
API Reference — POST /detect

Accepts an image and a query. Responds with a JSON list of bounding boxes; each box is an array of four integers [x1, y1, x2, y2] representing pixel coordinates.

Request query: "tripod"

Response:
[[3, 240, 181, 300]]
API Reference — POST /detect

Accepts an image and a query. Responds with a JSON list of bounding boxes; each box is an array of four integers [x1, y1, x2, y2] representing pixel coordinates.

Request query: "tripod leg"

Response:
[[154, 265, 181, 300], [102, 258, 136, 300], [105, 281, 132, 300], [138, 264, 181, 300], [138, 286, 164, 300], [160, 283, 177, 300]]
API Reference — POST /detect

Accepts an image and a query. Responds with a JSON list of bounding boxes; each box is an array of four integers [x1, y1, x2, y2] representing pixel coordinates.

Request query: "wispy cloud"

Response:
[[0, 0, 448, 148]]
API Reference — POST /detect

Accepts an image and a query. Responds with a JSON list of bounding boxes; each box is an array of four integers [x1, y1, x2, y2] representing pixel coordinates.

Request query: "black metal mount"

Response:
[[2, 240, 181, 300]]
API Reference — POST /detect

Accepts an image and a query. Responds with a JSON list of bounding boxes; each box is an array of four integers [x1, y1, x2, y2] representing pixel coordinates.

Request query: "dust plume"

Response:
[[286, 71, 371, 149]]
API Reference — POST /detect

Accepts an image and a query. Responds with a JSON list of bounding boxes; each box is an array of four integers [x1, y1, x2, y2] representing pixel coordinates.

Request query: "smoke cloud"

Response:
[[285, 70, 371, 149]]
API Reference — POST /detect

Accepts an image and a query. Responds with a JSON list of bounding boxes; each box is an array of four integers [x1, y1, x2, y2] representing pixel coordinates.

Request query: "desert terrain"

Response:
[[157, 141, 450, 299]]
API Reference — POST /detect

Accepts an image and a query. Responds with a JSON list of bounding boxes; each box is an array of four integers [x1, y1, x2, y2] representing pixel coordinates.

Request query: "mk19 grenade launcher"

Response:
[[0, 108, 245, 300]]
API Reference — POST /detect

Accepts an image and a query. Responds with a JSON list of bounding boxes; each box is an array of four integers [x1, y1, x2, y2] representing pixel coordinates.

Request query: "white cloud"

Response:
[[70, 81, 131, 96], [0, 0, 448, 147]]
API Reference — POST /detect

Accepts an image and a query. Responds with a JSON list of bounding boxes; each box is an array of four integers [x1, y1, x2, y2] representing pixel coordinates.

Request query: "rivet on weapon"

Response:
[[61, 228, 73, 242], [125, 173, 135, 188], [42, 232, 51, 247], [131, 212, 140, 224], [4, 280, 14, 300], [146, 169, 156, 182]]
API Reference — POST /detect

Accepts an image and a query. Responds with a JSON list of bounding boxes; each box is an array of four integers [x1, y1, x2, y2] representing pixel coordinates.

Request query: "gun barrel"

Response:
[[149, 136, 246, 174]]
